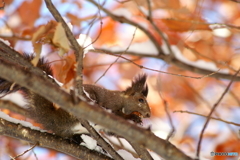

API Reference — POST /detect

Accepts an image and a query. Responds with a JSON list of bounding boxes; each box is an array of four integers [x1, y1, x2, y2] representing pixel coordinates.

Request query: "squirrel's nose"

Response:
[[144, 112, 151, 118]]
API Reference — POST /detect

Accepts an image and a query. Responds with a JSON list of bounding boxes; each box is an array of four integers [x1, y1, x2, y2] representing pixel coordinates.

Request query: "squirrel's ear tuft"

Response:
[[124, 73, 148, 97], [142, 84, 148, 97]]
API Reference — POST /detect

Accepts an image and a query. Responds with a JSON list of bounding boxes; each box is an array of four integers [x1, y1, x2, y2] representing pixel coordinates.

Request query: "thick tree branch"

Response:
[[0, 41, 54, 84], [0, 100, 26, 116], [93, 48, 240, 81], [0, 118, 113, 160], [0, 52, 192, 160]]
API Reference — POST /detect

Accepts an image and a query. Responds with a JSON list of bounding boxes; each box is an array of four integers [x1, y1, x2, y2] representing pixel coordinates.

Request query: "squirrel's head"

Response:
[[122, 73, 151, 118]]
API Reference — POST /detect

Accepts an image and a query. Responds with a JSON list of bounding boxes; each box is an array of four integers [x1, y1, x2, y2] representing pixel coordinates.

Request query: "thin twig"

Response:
[[183, 79, 238, 139], [44, 0, 82, 60], [196, 68, 240, 158], [157, 72, 175, 141], [87, 0, 164, 55], [93, 49, 221, 79], [174, 110, 240, 127], [129, 141, 153, 160], [85, 57, 142, 68], [183, 80, 239, 139], [79, 120, 124, 160], [185, 45, 237, 72], [146, 0, 173, 56], [94, 27, 138, 84], [92, 47, 240, 81], [101, 134, 138, 157], [163, 100, 175, 141], [10, 143, 38, 160]]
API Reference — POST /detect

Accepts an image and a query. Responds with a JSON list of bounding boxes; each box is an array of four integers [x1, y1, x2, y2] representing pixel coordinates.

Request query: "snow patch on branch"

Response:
[[112, 8, 132, 19], [0, 38, 10, 46], [101, 40, 158, 55], [0, 111, 45, 131], [160, 33, 229, 73], [77, 34, 94, 56], [172, 46, 229, 73]]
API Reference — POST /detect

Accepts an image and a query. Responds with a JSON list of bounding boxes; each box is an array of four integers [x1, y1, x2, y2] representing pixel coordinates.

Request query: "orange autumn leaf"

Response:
[[161, 18, 211, 32], [17, 0, 42, 27], [52, 52, 76, 84], [94, 18, 119, 46]]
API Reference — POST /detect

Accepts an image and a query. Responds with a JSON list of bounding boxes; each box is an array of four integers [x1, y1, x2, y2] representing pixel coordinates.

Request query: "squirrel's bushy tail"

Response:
[[0, 54, 80, 138], [0, 54, 52, 95]]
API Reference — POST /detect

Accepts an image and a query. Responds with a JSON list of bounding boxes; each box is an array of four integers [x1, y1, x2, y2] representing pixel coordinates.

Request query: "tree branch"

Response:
[[44, 0, 84, 95], [87, 0, 164, 55], [174, 110, 240, 127], [0, 51, 192, 160], [129, 141, 153, 160], [93, 48, 240, 81], [0, 100, 26, 116], [79, 119, 124, 160], [196, 68, 240, 158], [0, 118, 113, 160]]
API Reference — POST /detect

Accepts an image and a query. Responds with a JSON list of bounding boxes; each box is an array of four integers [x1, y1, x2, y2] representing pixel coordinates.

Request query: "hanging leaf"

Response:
[[53, 23, 71, 56]]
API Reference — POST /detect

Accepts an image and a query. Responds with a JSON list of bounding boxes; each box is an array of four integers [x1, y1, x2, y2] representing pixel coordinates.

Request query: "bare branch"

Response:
[[0, 118, 113, 160], [157, 74, 175, 141], [92, 48, 240, 81], [196, 68, 240, 158], [129, 141, 153, 160], [10, 143, 38, 160], [87, 0, 164, 55], [0, 100, 26, 116], [79, 119, 124, 160], [174, 110, 240, 127], [95, 27, 138, 84]]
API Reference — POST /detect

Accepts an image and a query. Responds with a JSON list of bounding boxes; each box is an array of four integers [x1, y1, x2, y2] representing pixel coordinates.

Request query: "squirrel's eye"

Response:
[[139, 98, 144, 103]]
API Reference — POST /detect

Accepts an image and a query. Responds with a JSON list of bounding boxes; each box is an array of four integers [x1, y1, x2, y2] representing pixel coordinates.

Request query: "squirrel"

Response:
[[0, 54, 151, 139]]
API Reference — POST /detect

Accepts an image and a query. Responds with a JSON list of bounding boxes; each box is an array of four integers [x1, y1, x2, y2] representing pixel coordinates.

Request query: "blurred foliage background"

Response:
[[0, 0, 240, 160]]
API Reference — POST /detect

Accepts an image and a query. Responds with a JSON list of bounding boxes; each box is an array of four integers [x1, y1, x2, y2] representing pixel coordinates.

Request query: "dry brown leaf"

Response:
[[53, 23, 71, 56], [31, 21, 57, 66]]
